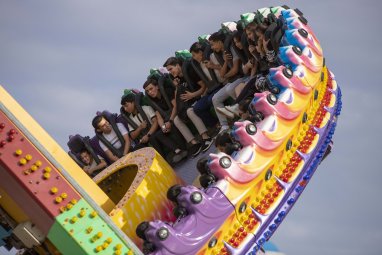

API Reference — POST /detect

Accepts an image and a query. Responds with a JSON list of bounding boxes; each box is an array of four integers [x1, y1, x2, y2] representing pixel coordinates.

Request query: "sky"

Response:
[[1, 0, 382, 255]]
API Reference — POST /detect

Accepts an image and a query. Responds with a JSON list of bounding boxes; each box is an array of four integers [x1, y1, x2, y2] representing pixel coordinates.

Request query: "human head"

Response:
[[245, 22, 257, 41], [232, 30, 243, 50], [208, 32, 225, 53], [79, 149, 92, 165], [215, 129, 233, 152], [92, 115, 112, 134], [255, 24, 267, 39], [163, 57, 182, 78], [120, 93, 136, 114], [238, 98, 253, 120], [189, 42, 204, 63], [143, 78, 160, 99]]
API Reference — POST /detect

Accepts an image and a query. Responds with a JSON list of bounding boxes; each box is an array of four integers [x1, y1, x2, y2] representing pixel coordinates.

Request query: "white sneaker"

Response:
[[216, 106, 235, 119], [225, 104, 240, 117], [217, 125, 229, 134], [201, 138, 214, 152]]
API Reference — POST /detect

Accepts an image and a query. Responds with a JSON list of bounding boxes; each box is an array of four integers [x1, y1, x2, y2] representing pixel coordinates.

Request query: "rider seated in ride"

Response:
[[163, 56, 215, 152], [92, 113, 131, 163], [206, 31, 249, 132], [217, 18, 283, 120], [121, 93, 188, 165], [143, 77, 210, 157], [79, 148, 107, 177]]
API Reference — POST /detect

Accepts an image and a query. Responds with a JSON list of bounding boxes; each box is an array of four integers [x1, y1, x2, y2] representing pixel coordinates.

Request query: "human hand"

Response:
[[173, 77, 181, 86], [245, 61, 254, 68], [140, 120, 147, 129], [249, 45, 256, 54], [204, 60, 213, 69], [224, 51, 233, 61], [164, 121, 172, 131], [140, 135, 149, 144], [180, 91, 193, 101]]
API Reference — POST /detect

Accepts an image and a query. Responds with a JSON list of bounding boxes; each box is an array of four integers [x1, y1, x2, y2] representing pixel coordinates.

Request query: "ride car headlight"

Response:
[[246, 123, 257, 135], [156, 227, 169, 241], [190, 191, 203, 204], [219, 156, 232, 169]]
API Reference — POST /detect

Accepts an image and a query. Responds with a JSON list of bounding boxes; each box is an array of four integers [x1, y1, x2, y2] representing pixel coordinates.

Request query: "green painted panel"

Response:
[[48, 199, 134, 255]]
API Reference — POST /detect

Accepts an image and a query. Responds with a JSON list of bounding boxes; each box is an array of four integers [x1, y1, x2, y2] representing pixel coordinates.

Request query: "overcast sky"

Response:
[[1, 1, 381, 255]]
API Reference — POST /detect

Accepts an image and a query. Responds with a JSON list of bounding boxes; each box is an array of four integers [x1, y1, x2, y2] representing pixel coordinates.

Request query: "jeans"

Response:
[[193, 92, 218, 128], [212, 77, 249, 127]]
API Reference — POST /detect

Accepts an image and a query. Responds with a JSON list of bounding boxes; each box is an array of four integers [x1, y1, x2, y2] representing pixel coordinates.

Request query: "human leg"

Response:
[[187, 107, 208, 137], [173, 116, 196, 144], [212, 80, 242, 128], [148, 131, 167, 156], [193, 95, 218, 128], [234, 82, 246, 98]]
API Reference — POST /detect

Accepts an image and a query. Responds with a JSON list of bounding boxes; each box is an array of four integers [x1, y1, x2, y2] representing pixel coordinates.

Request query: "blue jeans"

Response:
[[193, 92, 218, 128]]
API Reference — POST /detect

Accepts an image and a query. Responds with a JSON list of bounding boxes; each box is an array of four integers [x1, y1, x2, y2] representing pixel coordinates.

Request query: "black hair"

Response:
[[143, 78, 158, 89], [232, 30, 243, 42], [238, 98, 252, 113], [79, 148, 90, 155], [189, 42, 204, 53], [163, 57, 182, 67], [215, 129, 232, 148], [208, 31, 226, 43], [92, 115, 104, 129], [255, 24, 268, 35], [120, 93, 136, 105], [245, 21, 257, 32]]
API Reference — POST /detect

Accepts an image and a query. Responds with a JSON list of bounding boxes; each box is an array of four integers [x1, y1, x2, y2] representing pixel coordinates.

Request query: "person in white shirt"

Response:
[[92, 114, 131, 163]]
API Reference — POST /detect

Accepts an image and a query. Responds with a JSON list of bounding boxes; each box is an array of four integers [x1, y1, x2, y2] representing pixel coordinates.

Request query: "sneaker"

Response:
[[201, 138, 214, 152], [217, 125, 229, 135], [225, 104, 240, 117], [189, 142, 203, 157], [216, 106, 235, 119], [172, 150, 188, 164]]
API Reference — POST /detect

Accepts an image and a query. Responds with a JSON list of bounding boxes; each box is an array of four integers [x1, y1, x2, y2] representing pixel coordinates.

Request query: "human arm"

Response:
[[129, 121, 147, 140], [84, 158, 107, 175], [140, 116, 158, 143], [222, 55, 240, 80], [180, 80, 206, 101], [104, 149, 119, 163], [156, 110, 165, 128], [242, 60, 253, 76], [205, 60, 222, 71], [250, 60, 258, 77], [156, 110, 170, 133], [163, 98, 177, 132], [122, 133, 131, 156], [219, 51, 230, 78]]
